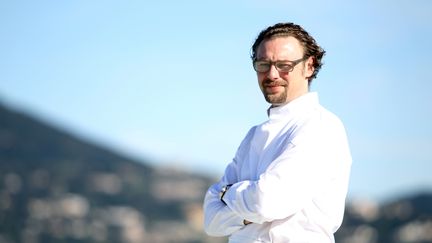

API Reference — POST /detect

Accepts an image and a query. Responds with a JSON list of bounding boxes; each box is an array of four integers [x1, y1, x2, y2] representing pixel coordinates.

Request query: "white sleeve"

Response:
[[203, 179, 245, 236], [203, 127, 256, 236], [222, 119, 351, 224]]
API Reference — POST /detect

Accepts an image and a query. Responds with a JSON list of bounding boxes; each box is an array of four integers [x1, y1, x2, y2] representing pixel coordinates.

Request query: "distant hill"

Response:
[[0, 102, 431, 243], [337, 192, 432, 243], [0, 103, 220, 243]]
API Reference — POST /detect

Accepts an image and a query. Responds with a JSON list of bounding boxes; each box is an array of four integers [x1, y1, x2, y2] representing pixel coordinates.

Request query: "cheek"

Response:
[[279, 73, 290, 80], [257, 73, 266, 85]]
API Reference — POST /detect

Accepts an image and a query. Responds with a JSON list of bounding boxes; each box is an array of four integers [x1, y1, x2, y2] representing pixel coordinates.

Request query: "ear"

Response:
[[304, 57, 315, 79]]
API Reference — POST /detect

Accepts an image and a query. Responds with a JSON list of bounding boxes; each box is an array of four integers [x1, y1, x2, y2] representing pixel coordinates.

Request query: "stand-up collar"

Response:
[[267, 92, 319, 120]]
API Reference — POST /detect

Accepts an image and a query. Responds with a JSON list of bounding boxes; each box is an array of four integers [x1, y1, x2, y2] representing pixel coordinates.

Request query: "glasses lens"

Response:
[[275, 62, 294, 72], [254, 61, 270, 72]]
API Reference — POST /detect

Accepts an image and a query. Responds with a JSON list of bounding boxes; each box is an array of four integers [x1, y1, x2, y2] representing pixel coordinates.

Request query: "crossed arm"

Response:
[[204, 115, 351, 236], [203, 138, 329, 236], [203, 119, 351, 237]]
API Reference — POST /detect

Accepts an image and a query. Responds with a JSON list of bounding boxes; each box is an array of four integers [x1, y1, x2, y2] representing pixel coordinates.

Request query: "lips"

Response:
[[265, 85, 284, 94], [262, 79, 286, 94], [264, 80, 285, 87], [265, 84, 283, 88]]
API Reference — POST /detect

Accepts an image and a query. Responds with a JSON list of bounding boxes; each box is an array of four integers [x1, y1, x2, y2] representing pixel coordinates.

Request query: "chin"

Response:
[[265, 95, 287, 105]]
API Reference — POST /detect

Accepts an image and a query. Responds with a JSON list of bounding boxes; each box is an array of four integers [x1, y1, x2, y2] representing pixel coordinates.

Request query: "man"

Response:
[[203, 22, 352, 242]]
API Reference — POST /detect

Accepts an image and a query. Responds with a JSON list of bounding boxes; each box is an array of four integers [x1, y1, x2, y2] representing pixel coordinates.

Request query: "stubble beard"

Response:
[[263, 88, 287, 105]]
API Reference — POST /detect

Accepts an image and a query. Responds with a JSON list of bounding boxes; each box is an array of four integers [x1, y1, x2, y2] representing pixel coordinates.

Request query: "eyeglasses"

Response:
[[253, 56, 308, 73]]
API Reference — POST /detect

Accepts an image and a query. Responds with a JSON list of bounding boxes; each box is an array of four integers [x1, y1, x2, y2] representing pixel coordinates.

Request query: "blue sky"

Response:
[[1, 0, 431, 202]]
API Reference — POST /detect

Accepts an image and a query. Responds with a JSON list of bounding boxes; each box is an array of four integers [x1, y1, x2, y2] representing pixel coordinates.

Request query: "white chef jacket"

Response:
[[203, 92, 352, 243]]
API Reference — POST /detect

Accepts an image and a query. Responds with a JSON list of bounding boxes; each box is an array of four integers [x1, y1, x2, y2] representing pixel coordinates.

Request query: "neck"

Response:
[[271, 90, 309, 107]]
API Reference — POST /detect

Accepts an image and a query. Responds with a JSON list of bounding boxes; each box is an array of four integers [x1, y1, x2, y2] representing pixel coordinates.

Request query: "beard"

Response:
[[261, 79, 288, 105], [263, 90, 287, 104]]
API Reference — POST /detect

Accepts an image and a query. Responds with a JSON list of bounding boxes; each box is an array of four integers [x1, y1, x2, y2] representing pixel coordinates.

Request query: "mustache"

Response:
[[262, 79, 286, 86]]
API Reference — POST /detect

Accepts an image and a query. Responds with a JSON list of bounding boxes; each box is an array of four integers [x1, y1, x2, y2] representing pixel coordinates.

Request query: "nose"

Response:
[[267, 64, 280, 80]]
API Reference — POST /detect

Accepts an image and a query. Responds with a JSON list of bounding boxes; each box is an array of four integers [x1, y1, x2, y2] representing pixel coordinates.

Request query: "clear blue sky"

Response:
[[1, 0, 431, 202]]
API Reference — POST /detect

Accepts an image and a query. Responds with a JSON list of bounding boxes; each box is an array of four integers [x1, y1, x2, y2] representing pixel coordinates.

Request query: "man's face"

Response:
[[255, 36, 314, 105]]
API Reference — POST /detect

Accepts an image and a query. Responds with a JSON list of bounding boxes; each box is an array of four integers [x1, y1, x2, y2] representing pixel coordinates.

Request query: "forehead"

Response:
[[256, 36, 304, 59]]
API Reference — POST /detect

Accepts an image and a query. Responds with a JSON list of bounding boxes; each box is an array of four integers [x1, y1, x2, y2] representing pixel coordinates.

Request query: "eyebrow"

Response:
[[255, 59, 298, 62]]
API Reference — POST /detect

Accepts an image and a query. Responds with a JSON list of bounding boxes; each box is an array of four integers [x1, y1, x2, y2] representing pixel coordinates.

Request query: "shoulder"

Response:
[[316, 106, 347, 133], [234, 125, 258, 153], [289, 106, 347, 143]]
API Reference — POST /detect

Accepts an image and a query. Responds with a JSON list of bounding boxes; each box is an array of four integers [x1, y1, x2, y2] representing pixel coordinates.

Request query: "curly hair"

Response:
[[251, 23, 325, 83]]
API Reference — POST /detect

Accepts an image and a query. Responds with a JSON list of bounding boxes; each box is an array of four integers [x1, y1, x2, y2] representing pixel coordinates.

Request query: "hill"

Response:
[[337, 193, 432, 243], [0, 103, 220, 243]]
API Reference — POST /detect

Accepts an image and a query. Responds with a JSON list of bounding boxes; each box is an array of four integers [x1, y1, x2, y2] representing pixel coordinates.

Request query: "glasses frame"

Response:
[[253, 56, 308, 73]]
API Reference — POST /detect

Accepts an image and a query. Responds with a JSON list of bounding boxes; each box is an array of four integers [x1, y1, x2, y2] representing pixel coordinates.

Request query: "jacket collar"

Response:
[[267, 92, 319, 120]]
